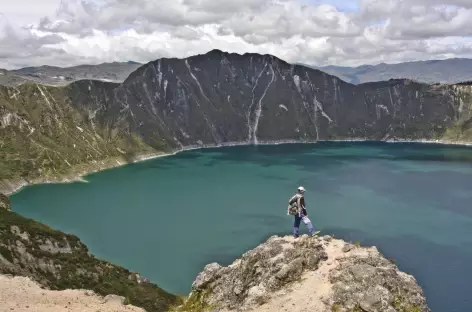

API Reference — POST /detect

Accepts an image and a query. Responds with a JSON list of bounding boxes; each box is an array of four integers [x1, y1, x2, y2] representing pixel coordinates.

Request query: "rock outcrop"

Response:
[[0, 193, 10, 211], [184, 235, 429, 312], [2, 50, 472, 192], [0, 208, 182, 312]]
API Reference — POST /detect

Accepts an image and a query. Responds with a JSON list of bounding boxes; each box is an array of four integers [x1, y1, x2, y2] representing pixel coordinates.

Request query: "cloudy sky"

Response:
[[1, 0, 472, 69]]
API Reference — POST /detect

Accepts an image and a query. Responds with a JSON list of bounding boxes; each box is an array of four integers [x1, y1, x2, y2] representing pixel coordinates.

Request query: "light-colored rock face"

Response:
[[185, 235, 429, 312]]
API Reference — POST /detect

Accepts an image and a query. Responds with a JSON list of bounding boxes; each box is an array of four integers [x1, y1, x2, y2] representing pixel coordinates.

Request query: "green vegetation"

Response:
[[440, 121, 472, 142], [393, 295, 422, 312], [174, 289, 217, 312], [0, 82, 162, 188], [0, 245, 13, 262], [352, 305, 364, 312], [0, 208, 183, 312]]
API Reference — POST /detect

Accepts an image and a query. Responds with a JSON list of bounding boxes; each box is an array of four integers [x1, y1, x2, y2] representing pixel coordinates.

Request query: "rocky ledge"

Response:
[[183, 235, 429, 312]]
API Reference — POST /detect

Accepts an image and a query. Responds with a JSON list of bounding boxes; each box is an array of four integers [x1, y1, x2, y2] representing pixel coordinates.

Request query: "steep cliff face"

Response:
[[184, 235, 429, 312], [122, 51, 472, 147], [0, 207, 182, 311], [2, 50, 472, 192]]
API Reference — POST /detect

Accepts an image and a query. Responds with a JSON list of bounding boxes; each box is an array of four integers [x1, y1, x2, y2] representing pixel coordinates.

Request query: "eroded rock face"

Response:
[[0, 194, 10, 211], [189, 235, 327, 310], [330, 254, 428, 312], [187, 235, 429, 312]]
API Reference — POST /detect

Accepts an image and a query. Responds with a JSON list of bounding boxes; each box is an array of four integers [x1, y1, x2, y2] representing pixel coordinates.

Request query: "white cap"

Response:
[[297, 186, 306, 193]]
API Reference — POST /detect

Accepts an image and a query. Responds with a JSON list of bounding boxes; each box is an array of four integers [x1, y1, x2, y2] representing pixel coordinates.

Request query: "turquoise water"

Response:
[[10, 142, 472, 312]]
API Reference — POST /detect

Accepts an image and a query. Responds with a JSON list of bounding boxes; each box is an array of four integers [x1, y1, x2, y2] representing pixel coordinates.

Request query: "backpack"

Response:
[[287, 193, 302, 216]]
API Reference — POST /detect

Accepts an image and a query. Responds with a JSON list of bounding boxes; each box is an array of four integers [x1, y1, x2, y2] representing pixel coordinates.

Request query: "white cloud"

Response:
[[0, 0, 60, 26], [1, 0, 472, 69]]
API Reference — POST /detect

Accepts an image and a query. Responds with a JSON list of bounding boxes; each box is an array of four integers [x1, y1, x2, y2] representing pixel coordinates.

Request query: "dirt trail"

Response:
[[0, 274, 144, 312]]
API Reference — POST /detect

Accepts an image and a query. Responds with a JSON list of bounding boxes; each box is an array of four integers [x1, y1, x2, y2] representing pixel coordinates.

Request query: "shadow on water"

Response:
[[203, 142, 472, 166], [203, 142, 472, 218], [297, 160, 472, 217], [326, 227, 472, 312]]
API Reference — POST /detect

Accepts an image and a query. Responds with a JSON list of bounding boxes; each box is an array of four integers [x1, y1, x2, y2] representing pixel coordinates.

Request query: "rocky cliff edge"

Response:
[[0, 203, 182, 312], [183, 235, 429, 312]]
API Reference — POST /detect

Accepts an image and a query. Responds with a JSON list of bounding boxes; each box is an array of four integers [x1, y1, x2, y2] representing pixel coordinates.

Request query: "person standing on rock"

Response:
[[287, 186, 320, 238]]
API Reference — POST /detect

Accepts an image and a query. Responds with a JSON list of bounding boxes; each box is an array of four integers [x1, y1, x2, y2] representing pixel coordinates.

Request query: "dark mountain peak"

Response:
[[205, 48, 227, 56]]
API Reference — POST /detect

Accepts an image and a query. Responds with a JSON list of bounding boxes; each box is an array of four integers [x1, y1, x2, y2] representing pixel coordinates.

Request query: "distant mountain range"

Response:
[[311, 58, 472, 85], [0, 61, 142, 87], [2, 57, 472, 87]]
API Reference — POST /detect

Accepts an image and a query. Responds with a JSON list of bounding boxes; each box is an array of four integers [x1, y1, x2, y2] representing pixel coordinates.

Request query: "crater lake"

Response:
[[11, 142, 472, 312]]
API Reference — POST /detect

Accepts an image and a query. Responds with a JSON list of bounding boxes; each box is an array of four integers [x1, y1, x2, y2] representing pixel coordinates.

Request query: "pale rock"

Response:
[[103, 294, 128, 305], [188, 235, 429, 312]]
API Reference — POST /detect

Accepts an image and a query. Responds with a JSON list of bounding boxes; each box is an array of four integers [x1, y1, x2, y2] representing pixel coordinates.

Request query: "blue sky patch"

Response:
[[301, 0, 360, 12]]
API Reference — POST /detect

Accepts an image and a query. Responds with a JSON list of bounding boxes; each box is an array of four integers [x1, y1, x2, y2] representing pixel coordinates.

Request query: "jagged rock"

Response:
[[10, 226, 29, 241], [103, 294, 128, 305], [342, 243, 354, 253], [186, 235, 429, 312], [188, 235, 327, 310], [330, 249, 429, 312], [0, 194, 10, 211], [349, 263, 378, 281], [192, 263, 222, 289]]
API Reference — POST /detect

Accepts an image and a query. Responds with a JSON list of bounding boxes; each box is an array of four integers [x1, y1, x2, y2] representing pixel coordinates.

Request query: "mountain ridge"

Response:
[[0, 61, 143, 87], [311, 57, 472, 85], [2, 50, 472, 194], [4, 52, 472, 88]]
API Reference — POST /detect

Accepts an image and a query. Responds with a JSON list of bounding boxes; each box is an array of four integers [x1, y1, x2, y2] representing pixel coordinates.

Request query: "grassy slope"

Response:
[[438, 85, 472, 142], [0, 83, 160, 188], [0, 207, 183, 311]]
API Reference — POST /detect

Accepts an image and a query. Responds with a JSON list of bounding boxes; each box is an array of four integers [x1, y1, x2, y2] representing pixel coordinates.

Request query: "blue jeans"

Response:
[[293, 213, 314, 237]]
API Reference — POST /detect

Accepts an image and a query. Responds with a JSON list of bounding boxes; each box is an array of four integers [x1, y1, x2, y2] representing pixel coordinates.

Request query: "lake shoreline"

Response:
[[3, 137, 472, 196]]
